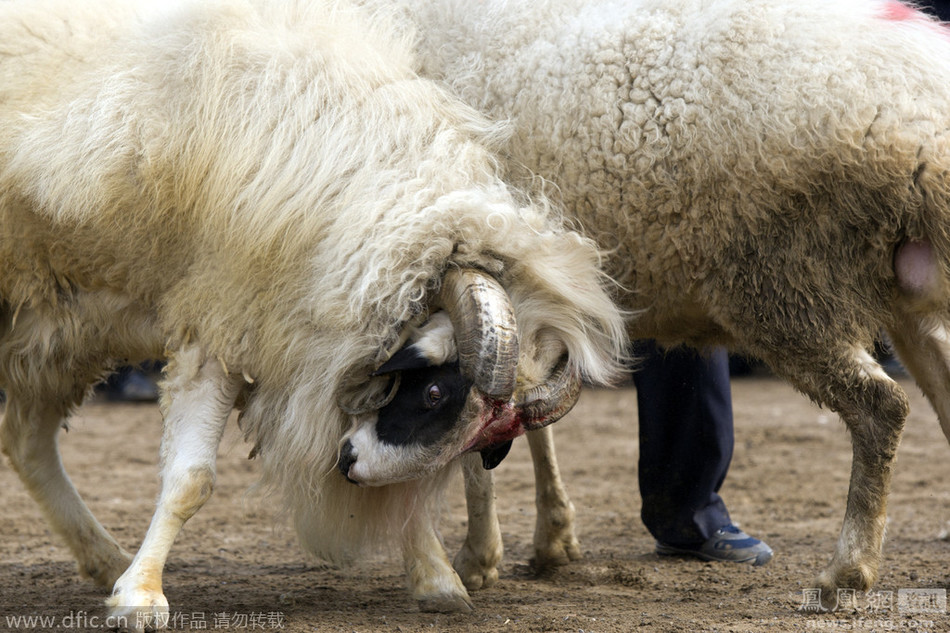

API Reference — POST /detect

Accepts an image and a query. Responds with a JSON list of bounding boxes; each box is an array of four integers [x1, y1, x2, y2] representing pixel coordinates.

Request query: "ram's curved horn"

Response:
[[513, 355, 582, 429], [438, 268, 519, 399]]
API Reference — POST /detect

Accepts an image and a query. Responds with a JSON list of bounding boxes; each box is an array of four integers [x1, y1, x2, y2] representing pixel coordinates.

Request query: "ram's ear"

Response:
[[373, 345, 433, 375]]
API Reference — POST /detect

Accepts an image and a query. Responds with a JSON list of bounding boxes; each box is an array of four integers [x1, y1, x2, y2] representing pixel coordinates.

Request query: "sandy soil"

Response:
[[2, 375, 950, 632]]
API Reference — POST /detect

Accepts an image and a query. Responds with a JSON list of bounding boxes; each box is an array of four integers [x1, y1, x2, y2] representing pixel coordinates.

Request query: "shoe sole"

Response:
[[656, 544, 773, 566]]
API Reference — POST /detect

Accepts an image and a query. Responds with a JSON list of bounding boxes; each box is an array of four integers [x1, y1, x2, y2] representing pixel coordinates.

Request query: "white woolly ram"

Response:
[[0, 0, 627, 626], [370, 0, 950, 609]]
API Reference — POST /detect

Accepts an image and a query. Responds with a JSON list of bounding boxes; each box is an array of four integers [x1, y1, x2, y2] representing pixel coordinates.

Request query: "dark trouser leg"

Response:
[[634, 340, 733, 546]]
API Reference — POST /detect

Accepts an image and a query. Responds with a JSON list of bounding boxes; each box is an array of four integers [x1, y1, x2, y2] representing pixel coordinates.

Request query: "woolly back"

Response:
[[395, 0, 950, 336], [2, 0, 513, 365]]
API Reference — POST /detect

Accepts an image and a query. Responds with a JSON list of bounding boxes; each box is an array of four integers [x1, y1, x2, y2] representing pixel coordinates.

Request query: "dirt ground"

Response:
[[3, 374, 950, 632]]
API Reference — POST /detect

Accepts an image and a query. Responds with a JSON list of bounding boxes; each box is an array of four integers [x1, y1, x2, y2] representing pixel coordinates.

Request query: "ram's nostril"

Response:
[[337, 439, 358, 483]]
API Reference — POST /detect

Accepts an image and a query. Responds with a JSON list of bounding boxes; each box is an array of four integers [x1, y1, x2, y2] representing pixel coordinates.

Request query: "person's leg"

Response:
[[97, 362, 160, 402], [634, 340, 771, 564], [634, 340, 732, 544]]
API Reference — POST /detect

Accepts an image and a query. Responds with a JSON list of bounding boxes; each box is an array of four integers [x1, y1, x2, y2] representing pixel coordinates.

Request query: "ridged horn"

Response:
[[438, 268, 519, 399], [514, 355, 582, 429]]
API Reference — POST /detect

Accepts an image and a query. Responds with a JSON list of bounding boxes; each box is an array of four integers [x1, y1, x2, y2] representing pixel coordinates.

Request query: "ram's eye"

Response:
[[425, 383, 442, 408]]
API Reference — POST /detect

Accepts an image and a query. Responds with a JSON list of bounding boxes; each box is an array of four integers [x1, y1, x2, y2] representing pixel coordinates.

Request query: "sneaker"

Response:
[[656, 524, 773, 566]]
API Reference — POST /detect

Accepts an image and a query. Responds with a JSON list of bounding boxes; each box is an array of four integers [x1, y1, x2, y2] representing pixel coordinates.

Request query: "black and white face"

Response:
[[337, 313, 509, 485], [374, 360, 514, 470], [338, 361, 478, 485]]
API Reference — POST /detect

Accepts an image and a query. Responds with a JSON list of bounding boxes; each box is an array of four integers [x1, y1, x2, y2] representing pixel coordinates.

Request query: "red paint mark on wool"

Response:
[[877, 1, 950, 40], [880, 1, 919, 21]]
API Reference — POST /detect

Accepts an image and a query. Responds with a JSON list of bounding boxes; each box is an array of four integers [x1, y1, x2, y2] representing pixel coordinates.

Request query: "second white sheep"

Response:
[[377, 0, 950, 607]]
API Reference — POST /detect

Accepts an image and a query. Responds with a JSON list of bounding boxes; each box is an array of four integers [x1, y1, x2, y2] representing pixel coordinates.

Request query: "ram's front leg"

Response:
[[403, 513, 473, 613], [527, 427, 580, 569], [453, 452, 503, 591], [453, 427, 579, 591], [107, 348, 241, 631]]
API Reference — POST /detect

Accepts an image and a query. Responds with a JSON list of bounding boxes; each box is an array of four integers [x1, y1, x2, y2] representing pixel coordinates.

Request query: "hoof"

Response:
[[532, 531, 581, 571], [417, 593, 474, 613], [106, 581, 170, 631], [453, 543, 501, 591], [815, 564, 876, 611], [410, 564, 475, 613]]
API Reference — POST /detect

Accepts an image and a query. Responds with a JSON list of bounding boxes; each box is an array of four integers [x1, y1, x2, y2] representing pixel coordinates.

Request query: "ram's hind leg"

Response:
[[887, 312, 950, 442], [0, 392, 133, 586], [768, 346, 907, 606]]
